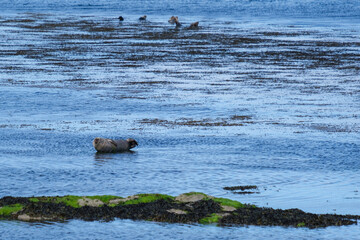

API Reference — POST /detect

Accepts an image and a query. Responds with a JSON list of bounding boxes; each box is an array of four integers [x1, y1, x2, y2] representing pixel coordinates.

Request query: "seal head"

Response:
[[126, 138, 138, 149]]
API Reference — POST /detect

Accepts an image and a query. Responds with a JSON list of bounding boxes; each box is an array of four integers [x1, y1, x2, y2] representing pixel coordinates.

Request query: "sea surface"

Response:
[[0, 0, 359, 239]]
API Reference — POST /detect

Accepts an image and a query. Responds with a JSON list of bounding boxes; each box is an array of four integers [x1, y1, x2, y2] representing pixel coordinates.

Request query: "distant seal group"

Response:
[[93, 137, 138, 152], [118, 15, 199, 28]]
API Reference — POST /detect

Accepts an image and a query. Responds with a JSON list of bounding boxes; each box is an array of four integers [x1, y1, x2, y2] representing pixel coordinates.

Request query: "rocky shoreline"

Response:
[[0, 193, 358, 228]]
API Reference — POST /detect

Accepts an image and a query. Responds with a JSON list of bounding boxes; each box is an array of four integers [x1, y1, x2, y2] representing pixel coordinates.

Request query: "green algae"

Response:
[[36, 196, 83, 208], [52, 195, 83, 208], [9, 193, 249, 210], [179, 193, 249, 209], [86, 195, 121, 204], [213, 197, 245, 209], [297, 222, 306, 227], [182, 192, 208, 197], [29, 197, 39, 203], [36, 195, 121, 208], [123, 194, 174, 205], [199, 213, 222, 224], [26, 194, 248, 210], [0, 204, 24, 216], [29, 194, 175, 208], [0, 194, 357, 228]]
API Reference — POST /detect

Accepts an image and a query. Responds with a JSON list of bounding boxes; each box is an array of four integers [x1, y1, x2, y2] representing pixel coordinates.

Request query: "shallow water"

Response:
[[1, 0, 360, 239]]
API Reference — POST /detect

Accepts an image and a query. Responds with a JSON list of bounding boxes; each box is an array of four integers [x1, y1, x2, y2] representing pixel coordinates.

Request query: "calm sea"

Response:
[[0, 0, 359, 239]]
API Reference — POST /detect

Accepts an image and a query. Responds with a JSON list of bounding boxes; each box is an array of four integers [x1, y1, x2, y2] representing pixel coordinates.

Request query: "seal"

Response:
[[139, 15, 147, 21], [189, 21, 199, 29], [168, 16, 199, 29], [92, 137, 138, 153], [168, 16, 182, 27], [118, 16, 124, 21]]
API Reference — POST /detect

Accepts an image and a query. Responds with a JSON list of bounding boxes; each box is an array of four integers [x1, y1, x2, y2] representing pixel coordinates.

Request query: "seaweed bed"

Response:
[[223, 185, 260, 194], [0, 193, 358, 228]]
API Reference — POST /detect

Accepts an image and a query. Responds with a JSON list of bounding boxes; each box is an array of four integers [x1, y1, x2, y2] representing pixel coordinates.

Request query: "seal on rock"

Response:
[[92, 137, 138, 152]]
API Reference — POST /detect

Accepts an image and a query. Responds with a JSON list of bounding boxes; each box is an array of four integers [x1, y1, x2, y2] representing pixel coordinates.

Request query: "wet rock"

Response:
[[218, 213, 231, 217], [78, 198, 104, 207], [1, 194, 358, 228], [219, 207, 357, 228], [222, 205, 237, 212], [175, 193, 212, 203], [109, 195, 138, 205], [167, 209, 187, 215], [18, 214, 31, 221], [0, 196, 30, 206], [17, 214, 52, 221]]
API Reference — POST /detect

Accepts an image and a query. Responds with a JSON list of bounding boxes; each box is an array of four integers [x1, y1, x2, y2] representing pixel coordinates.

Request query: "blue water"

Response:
[[0, 0, 360, 239], [2, 0, 360, 18]]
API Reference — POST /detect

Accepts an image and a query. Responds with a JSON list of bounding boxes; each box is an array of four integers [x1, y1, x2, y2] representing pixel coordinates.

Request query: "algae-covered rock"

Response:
[[175, 192, 212, 203], [221, 205, 237, 212], [78, 198, 104, 207], [199, 213, 223, 224], [0, 193, 358, 228]]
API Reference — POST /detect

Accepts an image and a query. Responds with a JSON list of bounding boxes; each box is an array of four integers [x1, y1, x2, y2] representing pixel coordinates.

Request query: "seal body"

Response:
[[139, 15, 147, 21], [189, 21, 199, 29], [93, 137, 138, 153]]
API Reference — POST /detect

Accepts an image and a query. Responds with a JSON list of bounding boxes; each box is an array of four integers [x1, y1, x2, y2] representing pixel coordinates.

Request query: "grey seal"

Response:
[[93, 137, 138, 153]]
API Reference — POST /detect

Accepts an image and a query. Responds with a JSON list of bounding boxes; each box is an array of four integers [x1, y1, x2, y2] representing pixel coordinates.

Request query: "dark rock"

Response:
[[1, 195, 358, 228]]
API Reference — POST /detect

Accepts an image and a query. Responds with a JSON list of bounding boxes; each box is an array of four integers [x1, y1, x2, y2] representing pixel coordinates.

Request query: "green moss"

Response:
[[199, 213, 222, 224], [183, 192, 208, 197], [124, 194, 175, 205], [213, 197, 245, 209], [33, 194, 175, 208], [39, 196, 83, 208], [29, 197, 39, 203], [297, 222, 306, 227], [86, 195, 121, 204], [34, 195, 124, 207], [0, 204, 24, 216]]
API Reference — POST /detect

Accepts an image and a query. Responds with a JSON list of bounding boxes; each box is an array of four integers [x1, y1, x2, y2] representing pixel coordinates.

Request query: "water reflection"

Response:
[[94, 151, 137, 166]]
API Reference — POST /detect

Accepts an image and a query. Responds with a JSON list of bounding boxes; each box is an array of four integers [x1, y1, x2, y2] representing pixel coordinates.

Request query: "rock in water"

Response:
[[93, 137, 138, 152]]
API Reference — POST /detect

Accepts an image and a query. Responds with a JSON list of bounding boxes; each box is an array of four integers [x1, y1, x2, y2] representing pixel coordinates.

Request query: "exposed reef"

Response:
[[0, 193, 358, 228]]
